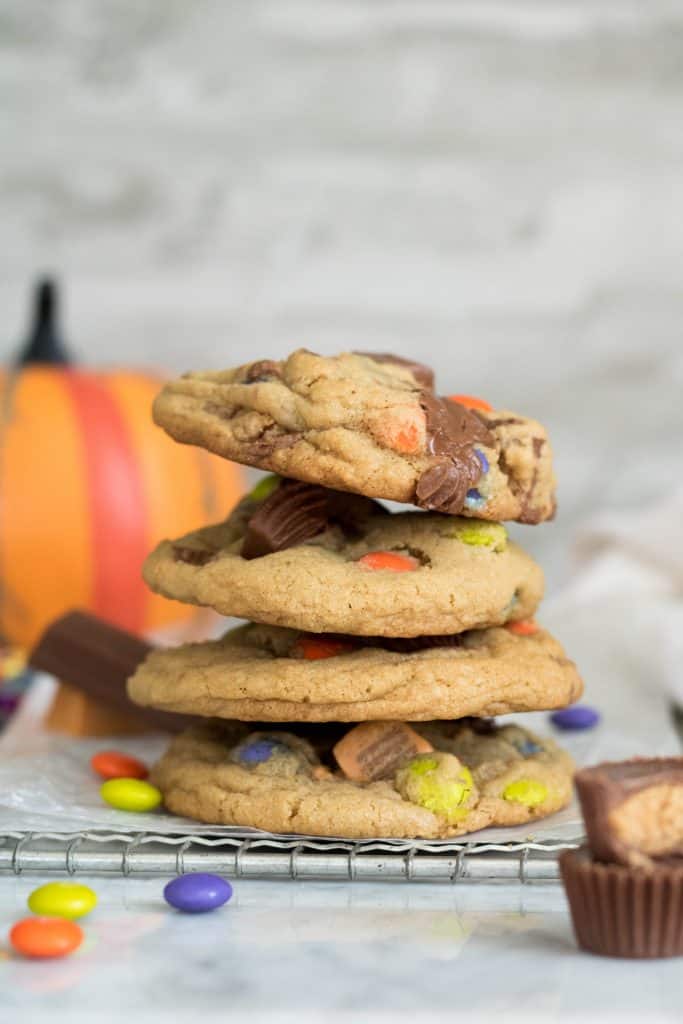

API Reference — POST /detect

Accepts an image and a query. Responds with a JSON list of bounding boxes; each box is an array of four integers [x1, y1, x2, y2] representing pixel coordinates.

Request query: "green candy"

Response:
[[248, 474, 281, 503], [503, 778, 547, 807], [396, 753, 475, 824], [451, 520, 507, 552]]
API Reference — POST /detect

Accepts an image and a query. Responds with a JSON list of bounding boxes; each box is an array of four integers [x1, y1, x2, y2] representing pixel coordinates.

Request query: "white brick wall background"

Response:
[[2, 0, 682, 589]]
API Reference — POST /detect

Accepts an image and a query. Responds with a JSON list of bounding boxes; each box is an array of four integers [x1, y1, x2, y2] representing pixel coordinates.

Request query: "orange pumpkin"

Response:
[[0, 280, 244, 649]]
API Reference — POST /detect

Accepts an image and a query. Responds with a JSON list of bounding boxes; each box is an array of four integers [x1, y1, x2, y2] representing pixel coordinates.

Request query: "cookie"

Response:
[[143, 489, 544, 636], [152, 349, 556, 523], [151, 718, 574, 839], [128, 621, 582, 722]]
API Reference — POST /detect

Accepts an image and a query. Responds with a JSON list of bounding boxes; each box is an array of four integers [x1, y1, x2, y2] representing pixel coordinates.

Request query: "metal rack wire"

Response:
[[0, 831, 580, 882]]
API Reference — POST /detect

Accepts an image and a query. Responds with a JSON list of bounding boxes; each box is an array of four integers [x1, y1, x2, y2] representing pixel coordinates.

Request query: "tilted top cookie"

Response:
[[143, 482, 544, 637], [153, 350, 556, 523]]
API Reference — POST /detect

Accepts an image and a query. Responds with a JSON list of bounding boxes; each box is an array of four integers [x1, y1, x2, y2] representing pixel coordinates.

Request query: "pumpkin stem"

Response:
[[17, 278, 71, 366]]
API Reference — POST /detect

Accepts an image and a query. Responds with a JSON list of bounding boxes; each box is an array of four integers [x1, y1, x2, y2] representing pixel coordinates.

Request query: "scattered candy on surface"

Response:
[[396, 753, 476, 823], [448, 395, 493, 412], [451, 521, 507, 551], [28, 882, 97, 921], [100, 778, 162, 813], [163, 873, 233, 914], [357, 551, 420, 572], [503, 778, 548, 807], [505, 619, 539, 636], [550, 705, 600, 731], [292, 636, 356, 660], [249, 474, 282, 503], [10, 917, 84, 959], [91, 750, 148, 781]]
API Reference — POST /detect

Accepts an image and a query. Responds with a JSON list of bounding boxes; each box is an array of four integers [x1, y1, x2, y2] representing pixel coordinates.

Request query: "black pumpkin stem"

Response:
[[17, 277, 71, 367]]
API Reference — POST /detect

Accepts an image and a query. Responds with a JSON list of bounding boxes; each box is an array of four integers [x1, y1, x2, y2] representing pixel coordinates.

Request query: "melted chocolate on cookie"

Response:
[[415, 393, 493, 515], [357, 351, 435, 389]]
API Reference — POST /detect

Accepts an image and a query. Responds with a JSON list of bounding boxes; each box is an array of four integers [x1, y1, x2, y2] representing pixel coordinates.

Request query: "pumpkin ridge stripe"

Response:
[[62, 371, 148, 634]]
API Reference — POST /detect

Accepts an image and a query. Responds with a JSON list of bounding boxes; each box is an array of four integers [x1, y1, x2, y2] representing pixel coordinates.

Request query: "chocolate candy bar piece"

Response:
[[333, 721, 433, 783], [575, 758, 683, 868], [30, 610, 195, 734]]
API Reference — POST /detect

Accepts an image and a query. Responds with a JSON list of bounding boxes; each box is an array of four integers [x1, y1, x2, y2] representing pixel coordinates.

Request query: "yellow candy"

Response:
[[28, 882, 97, 921], [101, 778, 162, 813], [451, 521, 507, 552], [503, 778, 547, 807], [249, 475, 281, 503], [396, 754, 476, 824]]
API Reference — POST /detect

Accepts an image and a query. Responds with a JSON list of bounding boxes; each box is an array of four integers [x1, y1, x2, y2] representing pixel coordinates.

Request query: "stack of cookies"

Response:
[[129, 350, 583, 839]]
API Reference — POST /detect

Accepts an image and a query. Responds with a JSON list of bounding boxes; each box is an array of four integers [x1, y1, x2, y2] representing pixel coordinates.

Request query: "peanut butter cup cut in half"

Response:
[[128, 621, 582, 723], [143, 480, 544, 637], [151, 718, 574, 839], [561, 757, 683, 958], [153, 349, 556, 523]]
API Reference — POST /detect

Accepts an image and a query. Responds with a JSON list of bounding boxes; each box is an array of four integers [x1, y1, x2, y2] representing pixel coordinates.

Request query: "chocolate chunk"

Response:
[[241, 480, 387, 559], [357, 351, 435, 389], [415, 393, 493, 514], [29, 611, 195, 733], [291, 632, 464, 655], [243, 360, 282, 383], [333, 721, 434, 783], [173, 546, 215, 566], [575, 758, 683, 868], [242, 480, 329, 559]]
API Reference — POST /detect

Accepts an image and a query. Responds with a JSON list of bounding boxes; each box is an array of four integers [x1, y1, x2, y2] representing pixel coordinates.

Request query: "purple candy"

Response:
[[550, 705, 600, 731], [239, 739, 279, 763], [475, 450, 489, 474], [164, 873, 233, 914]]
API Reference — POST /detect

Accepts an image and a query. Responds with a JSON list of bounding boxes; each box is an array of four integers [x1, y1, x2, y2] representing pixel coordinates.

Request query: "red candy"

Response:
[[91, 750, 148, 781], [505, 619, 539, 637], [292, 637, 356, 660], [357, 551, 419, 572], [448, 394, 493, 413], [10, 917, 84, 959]]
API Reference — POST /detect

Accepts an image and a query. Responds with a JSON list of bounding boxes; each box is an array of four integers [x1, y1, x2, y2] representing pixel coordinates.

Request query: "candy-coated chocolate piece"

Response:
[[551, 705, 600, 731], [333, 721, 433, 783], [396, 753, 475, 824], [464, 489, 486, 511], [237, 739, 280, 764], [448, 394, 493, 412], [451, 521, 507, 551], [292, 636, 356, 660], [248, 474, 281, 503], [475, 449, 490, 474], [503, 778, 548, 807], [91, 750, 148, 781], [28, 882, 97, 921], [10, 917, 83, 959], [356, 551, 419, 572], [163, 873, 233, 914], [505, 619, 539, 636], [100, 778, 162, 812]]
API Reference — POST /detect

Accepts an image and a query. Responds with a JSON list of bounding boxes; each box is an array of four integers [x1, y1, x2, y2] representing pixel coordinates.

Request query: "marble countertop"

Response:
[[2, 876, 681, 1023]]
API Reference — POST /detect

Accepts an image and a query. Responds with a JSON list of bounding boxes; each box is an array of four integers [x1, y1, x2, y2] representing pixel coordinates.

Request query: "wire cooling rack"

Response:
[[0, 831, 580, 882]]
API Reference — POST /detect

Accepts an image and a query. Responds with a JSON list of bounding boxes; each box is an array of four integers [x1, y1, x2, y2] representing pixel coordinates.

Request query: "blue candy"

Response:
[[464, 489, 486, 511], [550, 705, 600, 731], [517, 739, 543, 756], [164, 873, 233, 914], [239, 739, 279, 763], [475, 450, 489, 474]]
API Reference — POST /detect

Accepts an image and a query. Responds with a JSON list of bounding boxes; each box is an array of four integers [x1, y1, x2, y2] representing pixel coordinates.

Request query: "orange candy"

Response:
[[505, 619, 539, 636], [357, 551, 419, 572], [90, 750, 148, 781], [293, 636, 356, 660], [10, 917, 84, 959], [448, 394, 493, 413]]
